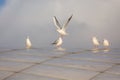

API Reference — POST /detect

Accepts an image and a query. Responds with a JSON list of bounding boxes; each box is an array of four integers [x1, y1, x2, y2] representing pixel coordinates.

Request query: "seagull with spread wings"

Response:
[[53, 14, 73, 37]]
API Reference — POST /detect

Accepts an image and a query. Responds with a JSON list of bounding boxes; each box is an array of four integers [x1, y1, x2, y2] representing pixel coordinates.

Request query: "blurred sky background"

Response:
[[0, 0, 120, 49]]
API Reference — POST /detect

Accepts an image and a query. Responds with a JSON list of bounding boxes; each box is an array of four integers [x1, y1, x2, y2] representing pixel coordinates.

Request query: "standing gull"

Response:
[[26, 36, 32, 49], [92, 37, 100, 49], [53, 14, 73, 37], [52, 36, 64, 50], [52, 36, 62, 48], [103, 39, 110, 49]]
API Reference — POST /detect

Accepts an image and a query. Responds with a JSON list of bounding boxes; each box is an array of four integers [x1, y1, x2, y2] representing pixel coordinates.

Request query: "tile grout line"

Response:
[[2, 55, 66, 80], [2, 64, 36, 80], [2, 72, 17, 80], [2, 48, 119, 80], [89, 64, 117, 80]]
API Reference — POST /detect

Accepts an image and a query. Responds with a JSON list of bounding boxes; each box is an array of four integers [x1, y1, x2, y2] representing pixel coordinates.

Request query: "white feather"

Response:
[[103, 39, 109, 47], [92, 37, 100, 46], [53, 36, 63, 47], [53, 15, 73, 36], [26, 36, 32, 49]]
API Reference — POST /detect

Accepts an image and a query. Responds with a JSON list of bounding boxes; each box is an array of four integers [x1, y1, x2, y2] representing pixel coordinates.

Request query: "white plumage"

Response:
[[103, 39, 109, 47], [92, 37, 100, 49], [53, 15, 73, 36], [26, 36, 32, 49], [52, 36, 63, 48]]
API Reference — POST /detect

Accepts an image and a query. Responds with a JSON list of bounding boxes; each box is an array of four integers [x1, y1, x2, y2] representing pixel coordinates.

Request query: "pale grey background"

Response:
[[0, 0, 120, 49]]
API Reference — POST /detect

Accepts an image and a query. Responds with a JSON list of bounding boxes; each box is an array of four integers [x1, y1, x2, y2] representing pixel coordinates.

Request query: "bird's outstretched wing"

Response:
[[63, 14, 73, 29], [53, 16, 61, 29]]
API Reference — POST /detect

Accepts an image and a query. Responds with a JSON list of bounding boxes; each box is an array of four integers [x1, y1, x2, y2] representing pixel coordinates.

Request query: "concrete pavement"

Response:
[[0, 48, 120, 80]]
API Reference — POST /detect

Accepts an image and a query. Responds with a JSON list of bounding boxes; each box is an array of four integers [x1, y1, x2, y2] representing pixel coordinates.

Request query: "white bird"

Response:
[[26, 36, 32, 49], [103, 39, 109, 48], [53, 14, 73, 37], [52, 36, 63, 48], [92, 37, 100, 49]]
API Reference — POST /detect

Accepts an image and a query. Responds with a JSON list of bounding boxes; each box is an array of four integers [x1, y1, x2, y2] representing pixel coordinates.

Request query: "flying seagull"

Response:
[[53, 14, 73, 37]]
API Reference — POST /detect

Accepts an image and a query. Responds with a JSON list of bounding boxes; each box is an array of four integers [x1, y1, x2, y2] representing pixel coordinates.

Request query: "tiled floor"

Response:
[[0, 48, 120, 80]]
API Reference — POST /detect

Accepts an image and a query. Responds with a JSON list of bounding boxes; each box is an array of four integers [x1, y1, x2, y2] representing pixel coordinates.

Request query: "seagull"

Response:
[[92, 37, 100, 49], [103, 39, 109, 49], [53, 14, 73, 37], [52, 35, 63, 48], [26, 36, 32, 49]]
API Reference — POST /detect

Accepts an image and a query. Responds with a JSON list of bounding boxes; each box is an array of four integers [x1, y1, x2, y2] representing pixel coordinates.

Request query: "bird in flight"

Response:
[[53, 14, 73, 37]]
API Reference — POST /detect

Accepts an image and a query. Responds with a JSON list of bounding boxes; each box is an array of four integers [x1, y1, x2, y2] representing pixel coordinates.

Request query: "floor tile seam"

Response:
[[0, 56, 54, 64], [101, 64, 119, 72], [15, 58, 57, 73], [21, 72, 65, 80], [1, 59, 53, 80], [42, 63, 113, 72], [1, 53, 69, 64], [0, 59, 38, 64], [2, 72, 17, 80], [37, 63, 100, 74], [47, 57, 117, 65], [22, 69, 99, 80], [89, 64, 117, 80], [105, 71, 120, 75], [0, 53, 70, 58], [61, 57, 119, 64], [0, 49, 27, 54], [11, 55, 70, 80], [2, 64, 37, 80], [47, 52, 75, 60], [89, 72, 101, 80], [70, 48, 109, 54]]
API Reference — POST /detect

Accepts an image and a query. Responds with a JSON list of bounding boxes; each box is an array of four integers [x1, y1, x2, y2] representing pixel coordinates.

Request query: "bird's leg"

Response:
[[56, 45, 61, 49], [57, 46, 65, 51], [93, 45, 98, 50]]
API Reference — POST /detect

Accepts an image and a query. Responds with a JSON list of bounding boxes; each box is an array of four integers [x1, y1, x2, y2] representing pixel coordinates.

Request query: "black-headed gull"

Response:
[[52, 36, 63, 48], [53, 15, 73, 36]]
